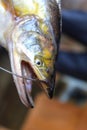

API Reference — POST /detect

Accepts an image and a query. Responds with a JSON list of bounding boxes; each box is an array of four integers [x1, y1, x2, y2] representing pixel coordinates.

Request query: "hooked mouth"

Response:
[[9, 43, 55, 108], [20, 61, 54, 107]]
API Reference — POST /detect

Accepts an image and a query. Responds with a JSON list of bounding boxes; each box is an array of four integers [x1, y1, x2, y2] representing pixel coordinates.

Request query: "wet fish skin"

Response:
[[0, 0, 61, 107]]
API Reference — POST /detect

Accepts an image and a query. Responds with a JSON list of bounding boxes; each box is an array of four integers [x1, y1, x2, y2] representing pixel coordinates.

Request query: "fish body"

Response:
[[0, 0, 61, 107]]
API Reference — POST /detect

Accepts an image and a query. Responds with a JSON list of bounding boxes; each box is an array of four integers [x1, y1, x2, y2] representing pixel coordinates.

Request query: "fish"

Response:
[[0, 0, 61, 107]]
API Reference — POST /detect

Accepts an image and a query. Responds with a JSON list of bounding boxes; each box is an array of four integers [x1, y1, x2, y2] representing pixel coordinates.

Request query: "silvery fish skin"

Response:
[[0, 0, 61, 107]]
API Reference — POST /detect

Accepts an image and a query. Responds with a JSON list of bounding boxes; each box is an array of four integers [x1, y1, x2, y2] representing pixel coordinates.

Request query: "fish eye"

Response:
[[35, 59, 42, 66]]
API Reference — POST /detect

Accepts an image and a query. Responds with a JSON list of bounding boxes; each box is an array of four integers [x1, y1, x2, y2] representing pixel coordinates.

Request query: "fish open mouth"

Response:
[[20, 60, 54, 107], [8, 38, 55, 108], [9, 22, 56, 107]]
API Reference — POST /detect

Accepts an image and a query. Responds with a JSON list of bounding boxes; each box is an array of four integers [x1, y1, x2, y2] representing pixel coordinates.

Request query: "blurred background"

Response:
[[0, 0, 87, 130]]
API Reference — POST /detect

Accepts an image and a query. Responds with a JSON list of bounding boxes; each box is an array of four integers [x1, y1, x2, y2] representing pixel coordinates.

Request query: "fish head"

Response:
[[8, 17, 57, 107]]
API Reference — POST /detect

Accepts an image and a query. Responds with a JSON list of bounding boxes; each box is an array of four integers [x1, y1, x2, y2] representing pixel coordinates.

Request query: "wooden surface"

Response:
[[0, 126, 10, 130], [21, 94, 87, 130]]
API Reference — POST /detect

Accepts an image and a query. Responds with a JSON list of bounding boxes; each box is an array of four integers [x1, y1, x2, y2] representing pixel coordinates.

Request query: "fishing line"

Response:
[[0, 66, 37, 81]]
